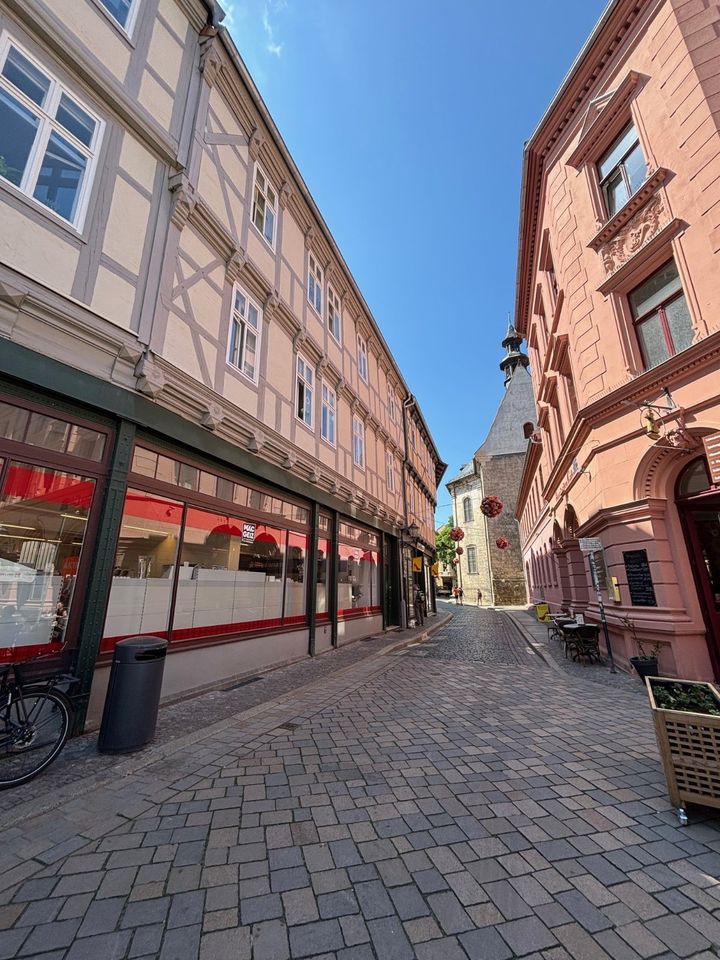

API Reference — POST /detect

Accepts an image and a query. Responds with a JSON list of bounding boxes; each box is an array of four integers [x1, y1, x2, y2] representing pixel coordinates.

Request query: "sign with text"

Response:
[[578, 537, 603, 553], [241, 522, 257, 544], [703, 432, 720, 485], [623, 549, 657, 607]]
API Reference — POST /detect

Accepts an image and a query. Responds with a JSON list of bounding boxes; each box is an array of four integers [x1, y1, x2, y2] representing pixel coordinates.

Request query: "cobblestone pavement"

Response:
[[425, 602, 540, 666], [0, 620, 448, 825], [3, 607, 720, 959]]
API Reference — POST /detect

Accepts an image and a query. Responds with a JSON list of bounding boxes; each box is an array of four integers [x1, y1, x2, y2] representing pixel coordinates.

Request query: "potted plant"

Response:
[[646, 677, 720, 825], [621, 615, 661, 679]]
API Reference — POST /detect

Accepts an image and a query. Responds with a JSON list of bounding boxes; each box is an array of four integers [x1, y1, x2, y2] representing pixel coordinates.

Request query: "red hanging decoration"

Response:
[[455, 546, 464, 555], [496, 537, 509, 550], [451, 557, 459, 566], [481, 496, 504, 518], [450, 527, 465, 541]]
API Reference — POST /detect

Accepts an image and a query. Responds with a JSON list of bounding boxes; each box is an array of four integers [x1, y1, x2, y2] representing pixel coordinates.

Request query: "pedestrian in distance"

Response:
[[458, 587, 464, 606], [477, 589, 482, 606], [413, 585, 425, 626]]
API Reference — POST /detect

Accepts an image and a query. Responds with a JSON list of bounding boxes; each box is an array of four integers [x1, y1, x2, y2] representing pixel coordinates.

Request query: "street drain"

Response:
[[221, 676, 262, 691], [279, 721, 300, 731]]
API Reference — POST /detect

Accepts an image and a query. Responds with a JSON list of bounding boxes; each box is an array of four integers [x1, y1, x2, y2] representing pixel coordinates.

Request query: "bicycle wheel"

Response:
[[0, 690, 71, 789]]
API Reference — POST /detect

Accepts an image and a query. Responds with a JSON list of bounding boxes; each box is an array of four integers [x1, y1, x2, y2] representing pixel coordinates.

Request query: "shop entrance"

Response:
[[677, 457, 720, 678]]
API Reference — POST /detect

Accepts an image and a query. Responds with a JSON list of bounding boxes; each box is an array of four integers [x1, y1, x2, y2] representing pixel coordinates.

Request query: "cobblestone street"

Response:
[[3, 607, 720, 960]]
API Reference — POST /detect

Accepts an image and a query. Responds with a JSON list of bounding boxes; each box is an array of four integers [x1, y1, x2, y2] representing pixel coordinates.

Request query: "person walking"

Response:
[[457, 587, 464, 606], [476, 589, 482, 606], [413, 585, 425, 626]]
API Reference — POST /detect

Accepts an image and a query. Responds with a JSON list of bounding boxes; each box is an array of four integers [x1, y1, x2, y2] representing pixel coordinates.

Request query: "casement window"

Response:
[[296, 355, 314, 428], [463, 496, 473, 523], [467, 546, 477, 575], [387, 384, 396, 423], [598, 123, 646, 217], [385, 449, 395, 493], [352, 415, 365, 468], [308, 253, 323, 314], [327, 285, 341, 342], [0, 35, 102, 229], [629, 259, 694, 369], [357, 333, 368, 382], [97, 0, 140, 32], [321, 381, 336, 446], [251, 165, 276, 247], [227, 284, 261, 382]]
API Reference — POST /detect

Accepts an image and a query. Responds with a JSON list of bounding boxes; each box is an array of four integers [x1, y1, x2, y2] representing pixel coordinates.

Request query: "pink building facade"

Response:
[[516, 0, 720, 680]]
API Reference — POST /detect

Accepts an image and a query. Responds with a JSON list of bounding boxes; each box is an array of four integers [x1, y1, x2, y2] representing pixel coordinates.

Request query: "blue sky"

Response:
[[224, 0, 608, 523]]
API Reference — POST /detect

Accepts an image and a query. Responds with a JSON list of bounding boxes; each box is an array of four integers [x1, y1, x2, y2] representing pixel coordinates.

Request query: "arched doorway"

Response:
[[677, 456, 720, 676]]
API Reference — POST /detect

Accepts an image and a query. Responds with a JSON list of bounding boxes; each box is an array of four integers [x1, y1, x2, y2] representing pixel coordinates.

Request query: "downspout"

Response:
[[400, 394, 416, 628]]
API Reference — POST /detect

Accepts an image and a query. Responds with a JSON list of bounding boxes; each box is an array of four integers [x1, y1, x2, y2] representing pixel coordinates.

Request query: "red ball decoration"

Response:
[[451, 558, 459, 566], [496, 537, 509, 550], [450, 527, 465, 541], [481, 496, 504, 518], [455, 546, 464, 555]]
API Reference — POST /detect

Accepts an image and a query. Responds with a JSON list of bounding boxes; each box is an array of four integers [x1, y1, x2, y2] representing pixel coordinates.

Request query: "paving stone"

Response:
[[199, 926, 251, 960], [367, 916, 414, 959], [283, 887, 319, 925], [355, 880, 395, 919], [388, 884, 429, 920], [497, 915, 558, 954], [645, 913, 711, 957], [252, 918, 290, 960], [76, 897, 124, 937], [64, 931, 132, 960], [17, 918, 80, 955], [414, 936, 468, 960], [159, 924, 201, 960], [288, 918, 345, 957], [318, 889, 360, 919], [240, 892, 283, 925], [427, 891, 474, 934]]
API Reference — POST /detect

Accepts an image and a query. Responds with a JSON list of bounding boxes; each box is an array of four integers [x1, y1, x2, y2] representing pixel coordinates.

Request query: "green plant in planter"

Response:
[[651, 681, 720, 716], [620, 615, 660, 660]]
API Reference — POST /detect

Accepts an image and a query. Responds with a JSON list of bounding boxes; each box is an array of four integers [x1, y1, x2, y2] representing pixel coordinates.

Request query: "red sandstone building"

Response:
[[516, 0, 720, 679]]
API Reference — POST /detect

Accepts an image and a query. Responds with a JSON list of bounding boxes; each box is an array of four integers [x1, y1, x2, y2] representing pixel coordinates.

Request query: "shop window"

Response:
[[228, 285, 261, 383], [102, 490, 183, 649], [316, 532, 331, 621], [251, 164, 276, 247], [0, 35, 102, 229], [0, 401, 106, 461], [296, 354, 314, 428], [598, 123, 646, 217], [629, 259, 694, 369], [677, 458, 712, 497], [285, 530, 308, 622], [337, 541, 380, 616], [0, 462, 96, 659]]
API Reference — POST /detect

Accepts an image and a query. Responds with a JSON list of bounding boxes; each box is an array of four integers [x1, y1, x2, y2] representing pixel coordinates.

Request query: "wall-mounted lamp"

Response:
[[402, 522, 420, 540]]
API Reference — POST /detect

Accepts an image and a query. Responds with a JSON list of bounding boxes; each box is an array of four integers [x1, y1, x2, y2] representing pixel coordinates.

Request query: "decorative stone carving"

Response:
[[199, 39, 222, 84], [304, 226, 315, 250], [308, 469, 319, 483], [600, 194, 666, 275], [292, 329, 307, 354], [225, 247, 247, 283], [282, 453, 296, 470], [280, 181, 292, 209], [135, 353, 166, 398], [117, 342, 144, 365], [249, 127, 265, 160], [201, 402, 224, 431], [169, 174, 196, 230], [264, 290, 280, 320], [247, 431, 264, 453], [0, 282, 26, 309]]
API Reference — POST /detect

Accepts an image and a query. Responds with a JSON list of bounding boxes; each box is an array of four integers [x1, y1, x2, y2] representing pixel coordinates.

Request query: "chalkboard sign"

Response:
[[623, 549, 657, 607]]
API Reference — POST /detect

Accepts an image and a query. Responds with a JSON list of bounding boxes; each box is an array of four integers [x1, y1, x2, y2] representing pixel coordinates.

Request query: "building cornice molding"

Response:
[[588, 167, 670, 251], [567, 70, 646, 170]]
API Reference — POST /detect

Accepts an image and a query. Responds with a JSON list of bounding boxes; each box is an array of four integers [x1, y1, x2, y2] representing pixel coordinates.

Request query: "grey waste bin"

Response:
[[98, 636, 168, 754]]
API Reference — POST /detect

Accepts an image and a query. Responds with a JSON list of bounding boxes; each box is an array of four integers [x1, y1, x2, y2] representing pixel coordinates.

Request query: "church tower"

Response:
[[499, 320, 530, 387]]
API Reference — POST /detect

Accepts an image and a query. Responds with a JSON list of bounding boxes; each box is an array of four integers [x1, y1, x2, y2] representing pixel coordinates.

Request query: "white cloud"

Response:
[[262, 1, 285, 57]]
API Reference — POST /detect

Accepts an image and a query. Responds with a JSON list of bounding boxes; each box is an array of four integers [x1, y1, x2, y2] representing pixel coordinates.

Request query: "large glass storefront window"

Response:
[[0, 461, 95, 659], [337, 522, 381, 617], [102, 489, 183, 649], [316, 514, 332, 622]]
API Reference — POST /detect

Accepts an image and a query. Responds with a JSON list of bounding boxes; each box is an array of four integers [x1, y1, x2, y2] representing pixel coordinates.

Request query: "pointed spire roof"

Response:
[[499, 317, 529, 386], [475, 364, 537, 457]]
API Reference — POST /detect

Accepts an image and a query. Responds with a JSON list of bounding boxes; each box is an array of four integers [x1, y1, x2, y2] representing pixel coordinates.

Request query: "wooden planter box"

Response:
[[646, 677, 720, 821]]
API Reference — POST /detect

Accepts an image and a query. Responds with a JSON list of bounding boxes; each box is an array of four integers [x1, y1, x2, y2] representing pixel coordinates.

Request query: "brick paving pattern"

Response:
[[2, 605, 720, 959]]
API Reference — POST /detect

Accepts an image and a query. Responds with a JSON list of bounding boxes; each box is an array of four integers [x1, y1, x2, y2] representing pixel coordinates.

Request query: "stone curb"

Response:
[[2, 613, 452, 831], [504, 609, 565, 673]]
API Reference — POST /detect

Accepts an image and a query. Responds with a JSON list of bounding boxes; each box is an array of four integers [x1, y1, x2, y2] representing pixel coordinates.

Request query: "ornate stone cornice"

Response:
[[199, 38, 223, 85], [201, 402, 224, 431], [279, 181, 292, 209], [225, 247, 247, 284], [264, 290, 280, 321], [568, 71, 646, 170], [589, 168, 670, 252], [135, 353, 166, 399], [304, 226, 316, 250], [598, 207, 684, 293], [169, 174, 196, 230], [249, 126, 265, 161]]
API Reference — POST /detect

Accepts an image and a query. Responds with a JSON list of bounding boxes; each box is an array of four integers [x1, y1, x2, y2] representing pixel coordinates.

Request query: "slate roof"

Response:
[[476, 365, 537, 458]]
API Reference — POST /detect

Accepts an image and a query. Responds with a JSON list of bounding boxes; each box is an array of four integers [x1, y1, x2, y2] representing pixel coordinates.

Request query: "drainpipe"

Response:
[[400, 394, 417, 628]]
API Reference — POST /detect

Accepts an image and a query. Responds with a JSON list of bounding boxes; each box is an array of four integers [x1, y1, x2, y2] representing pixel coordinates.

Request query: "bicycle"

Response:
[[0, 663, 77, 789]]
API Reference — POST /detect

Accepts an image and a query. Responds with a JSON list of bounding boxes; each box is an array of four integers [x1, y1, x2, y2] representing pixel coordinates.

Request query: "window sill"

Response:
[[225, 361, 260, 389], [588, 168, 670, 251], [0, 177, 87, 244], [295, 415, 315, 435], [250, 220, 276, 253], [320, 436, 337, 451]]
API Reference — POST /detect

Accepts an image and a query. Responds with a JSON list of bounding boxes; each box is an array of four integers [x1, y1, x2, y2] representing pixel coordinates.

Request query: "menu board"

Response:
[[623, 550, 657, 607]]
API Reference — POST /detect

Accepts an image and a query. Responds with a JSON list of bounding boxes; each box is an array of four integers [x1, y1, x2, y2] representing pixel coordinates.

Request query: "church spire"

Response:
[[499, 315, 529, 387]]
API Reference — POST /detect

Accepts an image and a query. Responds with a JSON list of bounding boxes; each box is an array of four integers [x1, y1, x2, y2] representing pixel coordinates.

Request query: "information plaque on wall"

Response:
[[622, 549, 657, 607]]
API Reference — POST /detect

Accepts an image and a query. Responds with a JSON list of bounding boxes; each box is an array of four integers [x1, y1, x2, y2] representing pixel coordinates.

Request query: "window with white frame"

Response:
[[352, 415, 365, 468], [321, 381, 336, 446], [0, 35, 103, 229], [97, 0, 140, 32], [296, 355, 314, 428], [387, 384, 396, 423], [385, 449, 395, 493], [251, 164, 277, 247], [467, 546, 477, 574], [463, 496, 473, 523], [227, 284, 261, 382], [357, 333, 368, 382], [327, 285, 341, 342], [308, 253, 323, 314]]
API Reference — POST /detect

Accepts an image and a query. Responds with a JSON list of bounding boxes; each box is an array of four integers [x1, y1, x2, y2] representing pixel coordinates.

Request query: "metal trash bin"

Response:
[[98, 636, 168, 754]]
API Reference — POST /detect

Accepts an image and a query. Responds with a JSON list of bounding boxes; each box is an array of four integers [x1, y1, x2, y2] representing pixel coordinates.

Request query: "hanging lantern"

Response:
[[455, 546, 464, 555], [450, 527, 465, 541], [481, 496, 504, 518], [496, 537, 509, 550]]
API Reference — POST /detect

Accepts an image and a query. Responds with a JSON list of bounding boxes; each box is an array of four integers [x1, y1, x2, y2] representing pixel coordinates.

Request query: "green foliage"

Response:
[[652, 681, 720, 716], [435, 517, 456, 566], [620, 614, 661, 660]]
